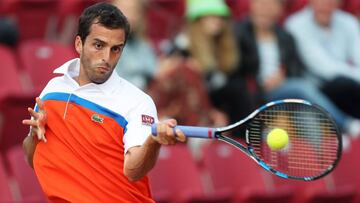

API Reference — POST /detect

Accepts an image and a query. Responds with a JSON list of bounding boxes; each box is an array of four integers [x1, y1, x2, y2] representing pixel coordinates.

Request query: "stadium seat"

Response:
[[0, 0, 19, 16], [56, 0, 103, 43], [0, 155, 13, 202], [0, 94, 36, 153], [284, 0, 308, 17], [273, 170, 357, 203], [149, 144, 229, 203], [6, 145, 48, 202], [18, 39, 77, 94], [201, 142, 293, 203], [146, 0, 185, 52], [151, 0, 185, 18], [226, 0, 250, 20], [343, 0, 360, 17], [0, 45, 23, 94], [332, 138, 360, 186], [0, 45, 35, 153], [58, 0, 103, 17], [0, 0, 59, 42], [330, 138, 360, 202]]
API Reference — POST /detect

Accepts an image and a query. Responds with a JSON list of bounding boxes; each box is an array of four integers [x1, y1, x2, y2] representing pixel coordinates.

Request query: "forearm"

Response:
[[123, 136, 161, 182], [22, 134, 38, 168]]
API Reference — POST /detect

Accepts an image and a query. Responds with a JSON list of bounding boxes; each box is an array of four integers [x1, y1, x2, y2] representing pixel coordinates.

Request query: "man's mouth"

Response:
[[97, 66, 110, 73]]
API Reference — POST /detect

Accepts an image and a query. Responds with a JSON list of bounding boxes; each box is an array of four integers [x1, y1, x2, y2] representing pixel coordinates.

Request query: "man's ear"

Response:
[[75, 36, 83, 54]]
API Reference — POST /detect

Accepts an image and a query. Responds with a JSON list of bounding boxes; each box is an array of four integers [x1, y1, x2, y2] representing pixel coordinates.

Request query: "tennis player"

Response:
[[22, 2, 185, 202]]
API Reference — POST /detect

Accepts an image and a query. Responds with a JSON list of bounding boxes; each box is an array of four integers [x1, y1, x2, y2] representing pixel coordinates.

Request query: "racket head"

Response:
[[217, 99, 342, 181]]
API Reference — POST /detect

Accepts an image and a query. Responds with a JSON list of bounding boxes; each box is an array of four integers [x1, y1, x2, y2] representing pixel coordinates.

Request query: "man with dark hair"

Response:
[[22, 2, 185, 202], [76, 2, 130, 43]]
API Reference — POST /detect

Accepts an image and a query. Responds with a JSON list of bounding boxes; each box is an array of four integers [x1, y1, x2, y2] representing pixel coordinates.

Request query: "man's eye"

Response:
[[94, 43, 103, 49], [112, 47, 121, 53]]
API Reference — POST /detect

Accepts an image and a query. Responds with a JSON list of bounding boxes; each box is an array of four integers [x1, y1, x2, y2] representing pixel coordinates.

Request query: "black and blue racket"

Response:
[[152, 99, 342, 181]]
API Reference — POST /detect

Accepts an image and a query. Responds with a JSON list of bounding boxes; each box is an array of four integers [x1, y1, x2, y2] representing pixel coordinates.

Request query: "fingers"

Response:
[[23, 123, 47, 143], [175, 128, 186, 142], [165, 126, 176, 145], [155, 123, 168, 144], [36, 127, 47, 143], [23, 107, 47, 128], [155, 123, 173, 145], [22, 119, 39, 127], [36, 97, 45, 110], [27, 107, 39, 119], [31, 126, 46, 142], [27, 102, 47, 121], [165, 118, 177, 128], [153, 120, 186, 145], [23, 97, 48, 143]]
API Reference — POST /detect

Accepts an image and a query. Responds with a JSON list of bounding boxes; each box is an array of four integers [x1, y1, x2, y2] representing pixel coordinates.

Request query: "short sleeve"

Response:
[[123, 95, 158, 153]]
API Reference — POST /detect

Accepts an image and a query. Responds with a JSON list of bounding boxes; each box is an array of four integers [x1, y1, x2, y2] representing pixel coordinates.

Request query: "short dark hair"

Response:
[[77, 2, 130, 43]]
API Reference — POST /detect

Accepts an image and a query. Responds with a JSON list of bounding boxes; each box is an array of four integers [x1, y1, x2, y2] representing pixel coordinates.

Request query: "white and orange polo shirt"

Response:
[[33, 58, 158, 203]]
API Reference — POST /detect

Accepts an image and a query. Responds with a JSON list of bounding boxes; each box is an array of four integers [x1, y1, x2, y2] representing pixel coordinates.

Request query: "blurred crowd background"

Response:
[[1, 0, 360, 202]]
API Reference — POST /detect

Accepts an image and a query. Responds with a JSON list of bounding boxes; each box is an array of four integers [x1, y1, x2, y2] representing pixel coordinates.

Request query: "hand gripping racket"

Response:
[[152, 99, 342, 181]]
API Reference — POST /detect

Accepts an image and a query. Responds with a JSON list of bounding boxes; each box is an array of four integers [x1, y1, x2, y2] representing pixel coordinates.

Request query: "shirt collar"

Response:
[[53, 58, 121, 94]]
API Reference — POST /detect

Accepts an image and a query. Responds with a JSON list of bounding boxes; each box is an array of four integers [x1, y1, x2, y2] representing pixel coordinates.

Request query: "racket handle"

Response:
[[151, 124, 216, 139]]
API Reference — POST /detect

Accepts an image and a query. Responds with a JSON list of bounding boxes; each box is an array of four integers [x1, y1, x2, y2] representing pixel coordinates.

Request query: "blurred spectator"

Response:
[[285, 0, 360, 120], [148, 54, 227, 127], [147, 38, 229, 161], [112, 0, 157, 90], [147, 0, 230, 127], [0, 17, 19, 46], [234, 0, 360, 136], [148, 0, 240, 158], [149, 0, 251, 126], [177, 0, 255, 125]]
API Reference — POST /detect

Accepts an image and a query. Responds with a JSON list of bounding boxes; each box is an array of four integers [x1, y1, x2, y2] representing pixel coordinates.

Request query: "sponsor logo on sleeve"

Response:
[[142, 114, 154, 126]]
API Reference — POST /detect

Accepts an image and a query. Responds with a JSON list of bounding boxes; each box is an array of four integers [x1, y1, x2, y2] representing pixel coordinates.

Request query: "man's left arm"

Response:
[[22, 97, 48, 168]]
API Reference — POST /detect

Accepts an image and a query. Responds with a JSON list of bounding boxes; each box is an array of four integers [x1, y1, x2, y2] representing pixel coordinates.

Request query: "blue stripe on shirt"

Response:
[[36, 92, 128, 132]]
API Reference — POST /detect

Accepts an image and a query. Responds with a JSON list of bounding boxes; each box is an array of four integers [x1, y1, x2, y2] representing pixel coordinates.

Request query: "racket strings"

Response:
[[249, 128, 338, 140], [248, 103, 339, 178]]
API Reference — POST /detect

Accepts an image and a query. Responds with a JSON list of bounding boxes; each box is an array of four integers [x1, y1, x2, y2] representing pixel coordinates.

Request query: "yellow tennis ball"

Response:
[[267, 128, 289, 150]]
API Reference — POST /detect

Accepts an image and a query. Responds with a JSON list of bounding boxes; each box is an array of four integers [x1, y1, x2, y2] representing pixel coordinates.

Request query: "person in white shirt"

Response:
[[285, 0, 360, 134]]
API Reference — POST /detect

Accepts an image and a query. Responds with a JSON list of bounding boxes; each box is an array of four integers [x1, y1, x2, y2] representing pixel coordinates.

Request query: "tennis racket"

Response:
[[151, 99, 342, 181]]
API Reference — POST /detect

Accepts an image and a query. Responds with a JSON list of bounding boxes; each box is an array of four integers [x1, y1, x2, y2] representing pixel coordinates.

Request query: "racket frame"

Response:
[[152, 99, 342, 181], [213, 99, 342, 181]]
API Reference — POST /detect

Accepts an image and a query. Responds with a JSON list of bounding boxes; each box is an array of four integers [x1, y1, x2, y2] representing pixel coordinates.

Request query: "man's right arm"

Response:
[[123, 119, 186, 182]]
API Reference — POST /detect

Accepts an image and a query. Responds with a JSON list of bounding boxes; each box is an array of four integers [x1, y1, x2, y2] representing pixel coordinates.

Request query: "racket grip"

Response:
[[151, 124, 216, 139]]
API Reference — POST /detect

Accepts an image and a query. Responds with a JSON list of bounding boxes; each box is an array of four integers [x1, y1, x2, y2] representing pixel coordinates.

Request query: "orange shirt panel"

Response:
[[34, 97, 154, 203]]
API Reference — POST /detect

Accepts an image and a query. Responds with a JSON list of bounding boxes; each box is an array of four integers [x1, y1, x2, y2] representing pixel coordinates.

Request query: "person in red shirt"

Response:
[[22, 2, 185, 202]]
